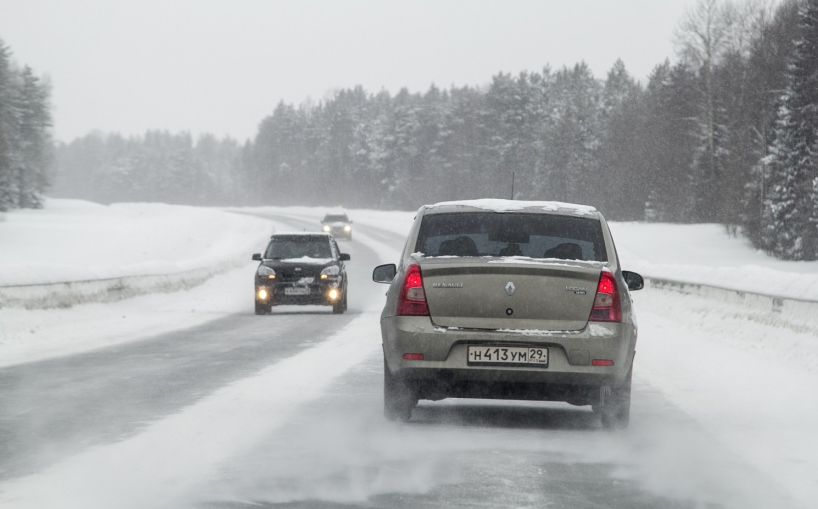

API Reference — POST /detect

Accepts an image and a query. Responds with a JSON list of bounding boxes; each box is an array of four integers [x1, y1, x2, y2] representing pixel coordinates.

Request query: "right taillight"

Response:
[[397, 264, 429, 316], [589, 271, 622, 322]]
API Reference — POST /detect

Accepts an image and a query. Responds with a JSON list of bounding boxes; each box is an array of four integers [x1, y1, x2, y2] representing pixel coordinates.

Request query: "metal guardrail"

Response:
[[0, 268, 222, 310], [647, 277, 818, 334], [648, 277, 818, 306]]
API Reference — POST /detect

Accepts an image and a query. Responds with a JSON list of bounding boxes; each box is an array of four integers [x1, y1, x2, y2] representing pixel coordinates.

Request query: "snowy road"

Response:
[[0, 210, 813, 508]]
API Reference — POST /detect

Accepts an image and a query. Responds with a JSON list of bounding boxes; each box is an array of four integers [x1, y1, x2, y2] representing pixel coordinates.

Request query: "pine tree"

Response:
[[0, 40, 18, 211], [16, 66, 53, 208], [598, 59, 645, 219], [640, 61, 699, 222], [761, 0, 818, 260], [544, 63, 602, 205], [437, 86, 488, 201], [741, 0, 802, 246]]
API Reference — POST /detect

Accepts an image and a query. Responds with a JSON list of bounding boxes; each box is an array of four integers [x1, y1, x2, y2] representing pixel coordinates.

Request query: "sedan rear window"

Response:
[[416, 212, 607, 261]]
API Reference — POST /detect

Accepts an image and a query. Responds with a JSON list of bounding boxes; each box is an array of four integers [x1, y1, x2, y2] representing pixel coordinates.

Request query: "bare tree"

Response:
[[673, 0, 776, 222]]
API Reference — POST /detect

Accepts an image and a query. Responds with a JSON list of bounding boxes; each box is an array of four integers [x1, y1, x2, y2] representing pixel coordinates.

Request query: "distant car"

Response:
[[320, 212, 353, 240], [372, 199, 644, 428], [253, 233, 350, 315]]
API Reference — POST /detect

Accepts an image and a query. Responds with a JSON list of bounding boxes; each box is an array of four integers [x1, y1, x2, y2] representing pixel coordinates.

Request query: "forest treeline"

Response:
[[0, 40, 52, 211], [4, 0, 818, 260]]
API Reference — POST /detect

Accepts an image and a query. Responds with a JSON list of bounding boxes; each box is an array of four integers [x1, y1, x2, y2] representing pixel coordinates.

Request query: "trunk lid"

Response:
[[419, 258, 601, 331]]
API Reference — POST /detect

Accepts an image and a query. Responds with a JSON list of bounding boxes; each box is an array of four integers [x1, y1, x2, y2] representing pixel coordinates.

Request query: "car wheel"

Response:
[[255, 303, 271, 315], [383, 357, 415, 422], [332, 292, 345, 314], [600, 365, 632, 429]]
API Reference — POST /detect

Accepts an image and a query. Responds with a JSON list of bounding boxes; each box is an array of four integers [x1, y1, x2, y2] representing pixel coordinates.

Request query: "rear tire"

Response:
[[383, 357, 415, 422], [600, 365, 632, 429]]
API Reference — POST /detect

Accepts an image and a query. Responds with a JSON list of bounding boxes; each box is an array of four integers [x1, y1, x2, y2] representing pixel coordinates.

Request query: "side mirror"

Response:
[[622, 271, 644, 291], [252, 253, 262, 261], [340, 253, 351, 261], [372, 263, 397, 283]]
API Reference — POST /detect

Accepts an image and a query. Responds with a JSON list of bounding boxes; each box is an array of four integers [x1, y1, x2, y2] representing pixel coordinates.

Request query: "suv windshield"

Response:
[[415, 212, 607, 261], [265, 235, 332, 259], [322, 214, 349, 223]]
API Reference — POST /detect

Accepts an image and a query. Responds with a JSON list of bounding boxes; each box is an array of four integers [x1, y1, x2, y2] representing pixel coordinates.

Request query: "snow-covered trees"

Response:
[[53, 131, 243, 205], [598, 60, 645, 220], [0, 40, 52, 211], [759, 0, 818, 260], [41, 0, 813, 261]]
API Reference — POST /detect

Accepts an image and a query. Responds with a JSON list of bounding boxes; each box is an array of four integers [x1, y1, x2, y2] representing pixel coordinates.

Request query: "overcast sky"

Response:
[[2, 0, 717, 143]]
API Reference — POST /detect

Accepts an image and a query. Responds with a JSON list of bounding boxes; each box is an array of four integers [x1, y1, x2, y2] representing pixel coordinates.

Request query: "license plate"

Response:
[[284, 287, 311, 296], [467, 346, 548, 366]]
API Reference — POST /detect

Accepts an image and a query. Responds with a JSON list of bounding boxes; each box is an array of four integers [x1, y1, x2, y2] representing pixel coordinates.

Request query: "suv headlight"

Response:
[[320, 265, 340, 279], [344, 225, 352, 232], [322, 225, 330, 232], [258, 266, 276, 279]]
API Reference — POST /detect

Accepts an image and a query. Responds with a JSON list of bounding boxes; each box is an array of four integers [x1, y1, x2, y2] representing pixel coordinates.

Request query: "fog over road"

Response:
[[0, 212, 802, 509]]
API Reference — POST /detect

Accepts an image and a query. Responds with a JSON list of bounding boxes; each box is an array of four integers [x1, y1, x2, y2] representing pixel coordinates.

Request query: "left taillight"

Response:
[[396, 264, 429, 316], [589, 271, 622, 322]]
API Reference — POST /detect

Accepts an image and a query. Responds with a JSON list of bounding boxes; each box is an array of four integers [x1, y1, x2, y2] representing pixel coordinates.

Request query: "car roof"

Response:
[[420, 198, 600, 219], [270, 232, 333, 239]]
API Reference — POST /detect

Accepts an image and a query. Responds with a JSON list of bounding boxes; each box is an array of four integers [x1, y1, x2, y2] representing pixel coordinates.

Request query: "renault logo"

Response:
[[505, 281, 516, 296]]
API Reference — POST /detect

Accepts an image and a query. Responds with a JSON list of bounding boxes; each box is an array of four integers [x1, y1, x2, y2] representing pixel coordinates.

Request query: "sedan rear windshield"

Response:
[[415, 212, 607, 262], [265, 236, 332, 259]]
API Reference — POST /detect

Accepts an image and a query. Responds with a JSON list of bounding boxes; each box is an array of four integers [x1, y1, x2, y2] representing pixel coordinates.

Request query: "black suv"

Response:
[[252, 233, 350, 315], [320, 213, 353, 240]]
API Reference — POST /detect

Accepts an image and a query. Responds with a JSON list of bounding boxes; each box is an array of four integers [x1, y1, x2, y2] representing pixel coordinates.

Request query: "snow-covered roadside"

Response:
[[0, 199, 277, 310], [635, 288, 818, 507], [610, 222, 818, 301], [0, 200, 272, 367], [0, 262, 256, 368], [0, 308, 387, 509], [0, 199, 273, 286]]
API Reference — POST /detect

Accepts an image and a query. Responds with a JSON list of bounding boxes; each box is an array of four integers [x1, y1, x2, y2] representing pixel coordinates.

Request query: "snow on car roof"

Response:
[[424, 198, 598, 217], [271, 232, 332, 237]]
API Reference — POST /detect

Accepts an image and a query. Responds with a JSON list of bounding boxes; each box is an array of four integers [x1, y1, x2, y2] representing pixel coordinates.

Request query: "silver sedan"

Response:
[[373, 199, 643, 428]]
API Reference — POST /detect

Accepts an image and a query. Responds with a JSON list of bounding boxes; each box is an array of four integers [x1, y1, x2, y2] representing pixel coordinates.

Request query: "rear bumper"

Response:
[[381, 315, 636, 401]]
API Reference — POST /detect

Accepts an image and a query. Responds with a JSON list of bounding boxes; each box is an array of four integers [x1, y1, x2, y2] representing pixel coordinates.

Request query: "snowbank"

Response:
[[0, 199, 273, 309]]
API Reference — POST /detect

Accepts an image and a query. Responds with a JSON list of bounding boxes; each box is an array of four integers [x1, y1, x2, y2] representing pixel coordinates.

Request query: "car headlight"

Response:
[[344, 225, 351, 232], [258, 266, 276, 279], [322, 225, 330, 232], [320, 265, 340, 279]]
